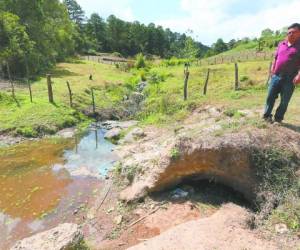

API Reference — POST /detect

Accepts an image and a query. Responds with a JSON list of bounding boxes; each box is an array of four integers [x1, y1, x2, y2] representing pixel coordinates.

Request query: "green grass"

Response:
[[134, 60, 300, 127], [3, 58, 300, 136], [251, 148, 300, 232], [137, 61, 269, 125], [0, 60, 134, 136]]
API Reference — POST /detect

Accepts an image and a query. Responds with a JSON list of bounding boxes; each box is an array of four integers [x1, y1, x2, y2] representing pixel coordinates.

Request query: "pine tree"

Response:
[[63, 0, 85, 26]]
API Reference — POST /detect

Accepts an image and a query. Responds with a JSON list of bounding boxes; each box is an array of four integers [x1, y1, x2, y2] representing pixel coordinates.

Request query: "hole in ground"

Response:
[[151, 179, 253, 211]]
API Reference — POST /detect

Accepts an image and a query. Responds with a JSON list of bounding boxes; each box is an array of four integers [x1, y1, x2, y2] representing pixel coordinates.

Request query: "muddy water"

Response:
[[0, 127, 118, 249]]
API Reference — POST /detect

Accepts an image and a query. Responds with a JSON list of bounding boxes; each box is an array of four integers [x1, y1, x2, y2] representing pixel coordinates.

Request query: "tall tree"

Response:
[[106, 15, 129, 55], [181, 37, 199, 58], [63, 0, 85, 27], [212, 38, 228, 54], [1, 0, 76, 76], [85, 13, 108, 51], [0, 11, 33, 77]]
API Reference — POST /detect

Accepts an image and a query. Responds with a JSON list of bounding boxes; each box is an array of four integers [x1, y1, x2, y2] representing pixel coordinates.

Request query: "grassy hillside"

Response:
[[2, 57, 300, 137], [138, 60, 300, 125]]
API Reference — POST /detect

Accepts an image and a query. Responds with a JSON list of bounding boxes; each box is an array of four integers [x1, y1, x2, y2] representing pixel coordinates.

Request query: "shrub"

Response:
[[170, 147, 180, 160], [224, 108, 237, 117], [135, 53, 146, 69], [139, 70, 147, 81], [112, 52, 122, 58], [16, 127, 38, 138], [251, 147, 298, 203], [240, 75, 249, 82]]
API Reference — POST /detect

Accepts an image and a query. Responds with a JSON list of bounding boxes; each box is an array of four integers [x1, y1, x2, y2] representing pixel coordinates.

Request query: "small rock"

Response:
[[131, 92, 144, 104], [73, 209, 79, 215], [56, 128, 76, 138], [114, 215, 123, 225], [136, 81, 148, 92], [150, 204, 156, 210], [107, 207, 114, 213], [275, 223, 289, 234], [170, 188, 189, 199], [11, 223, 83, 250], [104, 128, 122, 140], [123, 127, 145, 143], [131, 127, 145, 137], [105, 175, 109, 180], [182, 185, 195, 195], [87, 211, 95, 220]]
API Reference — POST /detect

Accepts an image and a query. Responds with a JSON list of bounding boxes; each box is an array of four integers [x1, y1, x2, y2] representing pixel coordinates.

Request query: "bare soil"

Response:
[[83, 178, 299, 250]]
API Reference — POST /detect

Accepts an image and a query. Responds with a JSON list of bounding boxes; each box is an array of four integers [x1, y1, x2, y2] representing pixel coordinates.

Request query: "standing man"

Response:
[[263, 23, 300, 123]]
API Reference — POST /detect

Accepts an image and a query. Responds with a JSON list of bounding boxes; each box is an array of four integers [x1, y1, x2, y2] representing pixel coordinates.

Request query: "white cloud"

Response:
[[156, 0, 300, 45], [76, 0, 135, 21]]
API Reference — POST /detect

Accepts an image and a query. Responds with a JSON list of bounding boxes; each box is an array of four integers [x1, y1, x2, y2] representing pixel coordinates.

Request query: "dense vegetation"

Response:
[[1, 0, 287, 80], [0, 0, 208, 78], [0, 0, 75, 77]]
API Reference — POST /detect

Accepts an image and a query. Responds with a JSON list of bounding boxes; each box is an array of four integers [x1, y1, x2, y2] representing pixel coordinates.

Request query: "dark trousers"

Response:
[[263, 74, 295, 121]]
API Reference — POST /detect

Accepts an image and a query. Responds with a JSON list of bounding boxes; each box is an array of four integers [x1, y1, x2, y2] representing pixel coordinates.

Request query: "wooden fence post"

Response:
[[183, 63, 190, 101], [46, 74, 54, 103], [6, 62, 15, 98], [266, 61, 273, 85], [66, 81, 73, 107], [95, 129, 98, 149], [234, 63, 239, 90], [28, 79, 33, 103], [91, 87, 96, 115], [25, 58, 32, 103], [203, 68, 210, 95]]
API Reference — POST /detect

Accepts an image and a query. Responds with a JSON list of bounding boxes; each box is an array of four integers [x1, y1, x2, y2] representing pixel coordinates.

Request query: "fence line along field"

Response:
[[2, 57, 297, 138]]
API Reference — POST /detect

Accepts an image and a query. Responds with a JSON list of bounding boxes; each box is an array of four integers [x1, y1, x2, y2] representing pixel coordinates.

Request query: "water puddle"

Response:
[[0, 126, 118, 249]]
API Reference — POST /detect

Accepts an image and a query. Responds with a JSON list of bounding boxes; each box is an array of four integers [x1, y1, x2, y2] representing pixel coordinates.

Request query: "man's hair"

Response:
[[288, 23, 300, 30]]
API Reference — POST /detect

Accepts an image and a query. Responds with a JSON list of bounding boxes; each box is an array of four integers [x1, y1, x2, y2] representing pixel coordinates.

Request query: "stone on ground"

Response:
[[11, 223, 83, 250]]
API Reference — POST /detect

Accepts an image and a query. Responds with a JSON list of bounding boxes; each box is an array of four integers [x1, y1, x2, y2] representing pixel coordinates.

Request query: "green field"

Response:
[[2, 58, 300, 137], [0, 60, 134, 136]]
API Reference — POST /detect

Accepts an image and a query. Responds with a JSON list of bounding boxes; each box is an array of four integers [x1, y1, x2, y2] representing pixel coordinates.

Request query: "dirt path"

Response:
[[127, 203, 280, 250], [85, 187, 298, 250], [82, 177, 298, 250]]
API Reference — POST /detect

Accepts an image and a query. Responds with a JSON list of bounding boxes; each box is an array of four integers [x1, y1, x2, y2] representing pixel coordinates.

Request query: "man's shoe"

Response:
[[263, 116, 273, 123], [273, 119, 282, 125]]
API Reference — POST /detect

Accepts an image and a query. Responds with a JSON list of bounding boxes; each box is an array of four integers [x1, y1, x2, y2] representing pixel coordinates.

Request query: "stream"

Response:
[[0, 125, 118, 249]]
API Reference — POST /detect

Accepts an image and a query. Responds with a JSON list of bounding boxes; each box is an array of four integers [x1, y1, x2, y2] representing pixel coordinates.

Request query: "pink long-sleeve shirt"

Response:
[[273, 39, 300, 77]]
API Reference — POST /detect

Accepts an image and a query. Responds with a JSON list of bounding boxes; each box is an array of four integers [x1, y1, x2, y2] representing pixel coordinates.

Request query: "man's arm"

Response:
[[271, 47, 279, 74], [293, 69, 300, 84], [271, 59, 277, 74], [293, 51, 300, 84]]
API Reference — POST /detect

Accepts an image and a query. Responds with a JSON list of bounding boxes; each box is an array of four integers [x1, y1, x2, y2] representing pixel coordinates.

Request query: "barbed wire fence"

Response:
[[0, 57, 272, 110], [195, 51, 274, 66]]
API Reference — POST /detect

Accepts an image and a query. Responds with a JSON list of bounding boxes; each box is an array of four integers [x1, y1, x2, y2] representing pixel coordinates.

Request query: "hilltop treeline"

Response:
[[0, 0, 289, 78], [0, 0, 208, 78], [205, 28, 287, 57]]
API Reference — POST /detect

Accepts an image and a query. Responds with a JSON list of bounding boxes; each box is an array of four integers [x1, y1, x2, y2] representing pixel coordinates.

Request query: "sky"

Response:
[[76, 0, 300, 46]]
